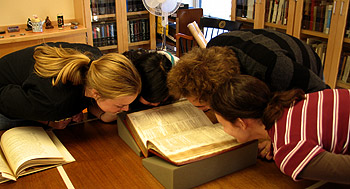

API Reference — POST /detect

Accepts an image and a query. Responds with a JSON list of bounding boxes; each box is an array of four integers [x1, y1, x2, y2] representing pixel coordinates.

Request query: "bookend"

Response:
[[117, 114, 258, 188], [143, 140, 257, 189], [117, 112, 143, 157]]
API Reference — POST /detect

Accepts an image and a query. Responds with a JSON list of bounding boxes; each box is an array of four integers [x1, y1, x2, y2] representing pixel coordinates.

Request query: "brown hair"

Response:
[[210, 75, 305, 129], [33, 45, 141, 99], [167, 46, 240, 103]]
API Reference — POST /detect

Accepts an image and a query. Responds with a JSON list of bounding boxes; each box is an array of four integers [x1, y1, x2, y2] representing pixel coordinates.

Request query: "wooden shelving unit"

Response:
[[84, 0, 156, 53], [231, 0, 350, 89]]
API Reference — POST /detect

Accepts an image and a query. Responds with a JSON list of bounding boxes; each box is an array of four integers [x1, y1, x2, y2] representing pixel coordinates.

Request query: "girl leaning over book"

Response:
[[123, 49, 179, 112], [210, 75, 350, 184], [0, 42, 141, 130]]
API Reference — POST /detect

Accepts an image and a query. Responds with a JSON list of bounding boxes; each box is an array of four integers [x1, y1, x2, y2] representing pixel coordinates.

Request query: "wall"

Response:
[[0, 0, 75, 26]]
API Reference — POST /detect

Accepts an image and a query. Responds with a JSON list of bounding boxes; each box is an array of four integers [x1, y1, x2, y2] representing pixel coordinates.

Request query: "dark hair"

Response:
[[123, 49, 173, 103], [210, 75, 305, 129]]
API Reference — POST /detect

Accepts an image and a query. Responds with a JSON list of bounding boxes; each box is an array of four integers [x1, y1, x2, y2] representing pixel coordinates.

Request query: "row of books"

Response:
[[265, 0, 289, 25], [302, 0, 333, 34], [127, 0, 146, 12], [128, 18, 150, 43], [236, 0, 255, 19], [91, 0, 116, 15], [306, 38, 327, 66], [92, 22, 117, 47], [338, 54, 350, 83], [90, 0, 146, 15]]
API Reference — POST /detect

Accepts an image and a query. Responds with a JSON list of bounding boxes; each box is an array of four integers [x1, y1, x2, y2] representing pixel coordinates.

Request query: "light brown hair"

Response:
[[167, 46, 240, 103]]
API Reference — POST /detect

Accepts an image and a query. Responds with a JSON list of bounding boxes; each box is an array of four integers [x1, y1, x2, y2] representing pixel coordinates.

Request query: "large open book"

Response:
[[0, 126, 75, 183], [125, 100, 244, 166]]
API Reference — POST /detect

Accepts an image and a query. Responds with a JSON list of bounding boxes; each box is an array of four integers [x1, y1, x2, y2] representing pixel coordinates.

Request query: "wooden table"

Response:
[[0, 120, 347, 188]]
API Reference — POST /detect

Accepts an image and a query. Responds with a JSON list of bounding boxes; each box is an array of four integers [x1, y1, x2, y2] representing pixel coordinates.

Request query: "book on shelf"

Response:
[[302, 0, 311, 29], [323, 4, 333, 34], [247, 0, 255, 19], [123, 100, 245, 166], [275, 0, 285, 24], [267, 0, 274, 22], [0, 126, 75, 183], [341, 55, 350, 83], [271, 0, 279, 23]]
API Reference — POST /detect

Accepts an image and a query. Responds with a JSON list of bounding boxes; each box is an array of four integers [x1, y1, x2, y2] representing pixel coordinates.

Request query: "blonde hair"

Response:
[[33, 45, 141, 99]]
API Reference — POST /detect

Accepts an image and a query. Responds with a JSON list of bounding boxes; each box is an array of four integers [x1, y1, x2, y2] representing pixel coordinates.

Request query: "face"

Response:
[[96, 94, 137, 114], [215, 113, 253, 143], [139, 96, 161, 107], [186, 96, 211, 112]]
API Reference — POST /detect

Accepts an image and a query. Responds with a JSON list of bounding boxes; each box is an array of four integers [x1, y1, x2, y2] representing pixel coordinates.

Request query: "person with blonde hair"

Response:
[[0, 42, 141, 130]]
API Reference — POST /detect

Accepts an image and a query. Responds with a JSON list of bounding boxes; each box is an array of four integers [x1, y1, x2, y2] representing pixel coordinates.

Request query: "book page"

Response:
[[127, 100, 213, 149], [147, 123, 240, 165], [16, 130, 76, 177], [0, 150, 15, 183], [0, 127, 64, 176]]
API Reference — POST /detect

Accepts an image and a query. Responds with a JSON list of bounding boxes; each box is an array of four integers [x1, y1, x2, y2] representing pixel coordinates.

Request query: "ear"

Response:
[[236, 118, 248, 130], [85, 88, 101, 99], [91, 89, 101, 100]]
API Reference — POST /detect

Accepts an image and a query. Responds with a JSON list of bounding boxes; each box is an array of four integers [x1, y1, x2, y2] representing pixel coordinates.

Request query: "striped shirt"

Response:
[[268, 89, 350, 181], [207, 29, 329, 93]]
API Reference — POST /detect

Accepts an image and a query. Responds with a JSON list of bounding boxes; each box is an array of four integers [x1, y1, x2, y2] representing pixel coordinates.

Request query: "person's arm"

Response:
[[298, 151, 350, 184]]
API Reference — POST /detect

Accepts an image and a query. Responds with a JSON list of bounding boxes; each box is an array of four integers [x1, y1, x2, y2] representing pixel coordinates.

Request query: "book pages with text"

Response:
[[0, 127, 64, 177], [127, 100, 213, 156], [0, 150, 15, 182], [147, 124, 239, 165], [16, 130, 76, 177]]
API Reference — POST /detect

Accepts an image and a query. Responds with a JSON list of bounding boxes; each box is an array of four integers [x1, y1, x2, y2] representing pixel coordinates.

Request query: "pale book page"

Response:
[[46, 130, 75, 163], [0, 127, 63, 176], [147, 124, 239, 164], [127, 100, 213, 148], [16, 130, 76, 177], [0, 150, 15, 182]]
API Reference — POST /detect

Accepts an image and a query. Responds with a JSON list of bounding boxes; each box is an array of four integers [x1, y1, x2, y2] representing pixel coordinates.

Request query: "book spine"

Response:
[[342, 56, 350, 83], [323, 4, 332, 34]]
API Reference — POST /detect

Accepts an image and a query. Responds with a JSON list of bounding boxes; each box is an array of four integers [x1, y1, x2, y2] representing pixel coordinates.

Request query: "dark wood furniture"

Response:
[[175, 8, 203, 57]]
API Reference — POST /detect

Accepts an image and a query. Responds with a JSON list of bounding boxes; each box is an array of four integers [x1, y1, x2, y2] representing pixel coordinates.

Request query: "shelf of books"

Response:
[[233, 0, 255, 29], [88, 0, 156, 53]]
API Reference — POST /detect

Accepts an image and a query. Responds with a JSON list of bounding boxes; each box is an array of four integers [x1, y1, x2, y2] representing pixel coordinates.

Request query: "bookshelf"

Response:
[[84, 0, 156, 53], [0, 0, 88, 58], [231, 0, 350, 89]]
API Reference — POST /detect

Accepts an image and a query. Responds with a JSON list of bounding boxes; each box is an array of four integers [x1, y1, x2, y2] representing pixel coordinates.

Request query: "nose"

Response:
[[149, 102, 160, 106]]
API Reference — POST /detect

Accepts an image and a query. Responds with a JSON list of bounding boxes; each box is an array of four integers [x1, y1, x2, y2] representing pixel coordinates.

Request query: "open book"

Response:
[[0, 126, 75, 183], [125, 100, 244, 166]]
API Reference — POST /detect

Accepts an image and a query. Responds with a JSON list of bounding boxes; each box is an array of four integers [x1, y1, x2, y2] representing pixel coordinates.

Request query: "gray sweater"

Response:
[[207, 29, 329, 93]]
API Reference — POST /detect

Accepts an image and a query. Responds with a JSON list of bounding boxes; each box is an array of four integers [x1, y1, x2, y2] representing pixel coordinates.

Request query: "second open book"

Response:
[[0, 126, 75, 183], [125, 100, 245, 166]]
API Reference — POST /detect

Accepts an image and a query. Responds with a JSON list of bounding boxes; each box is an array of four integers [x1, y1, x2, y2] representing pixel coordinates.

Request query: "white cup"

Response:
[[32, 21, 44, 32]]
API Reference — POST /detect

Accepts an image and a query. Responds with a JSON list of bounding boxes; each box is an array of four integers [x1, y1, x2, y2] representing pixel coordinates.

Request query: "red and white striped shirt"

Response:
[[268, 89, 350, 181]]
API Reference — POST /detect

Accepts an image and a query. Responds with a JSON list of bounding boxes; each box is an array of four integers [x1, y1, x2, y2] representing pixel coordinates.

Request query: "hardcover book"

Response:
[[0, 126, 75, 183], [123, 100, 246, 166]]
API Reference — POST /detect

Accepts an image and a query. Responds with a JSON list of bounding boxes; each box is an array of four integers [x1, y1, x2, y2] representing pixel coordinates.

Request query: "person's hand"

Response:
[[204, 109, 218, 124], [48, 118, 72, 129], [72, 112, 84, 123], [99, 112, 118, 122], [258, 139, 273, 160]]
